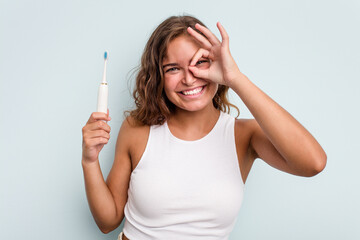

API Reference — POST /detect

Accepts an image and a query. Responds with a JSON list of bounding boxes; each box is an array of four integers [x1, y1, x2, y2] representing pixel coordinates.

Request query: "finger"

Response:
[[88, 120, 111, 133], [189, 65, 209, 80], [83, 129, 110, 143], [187, 27, 212, 49], [87, 112, 108, 123], [106, 109, 110, 123], [217, 22, 229, 48], [84, 138, 109, 148], [107, 109, 111, 120], [88, 130, 110, 140], [95, 120, 111, 133], [189, 48, 210, 66], [194, 23, 221, 46], [87, 112, 111, 124]]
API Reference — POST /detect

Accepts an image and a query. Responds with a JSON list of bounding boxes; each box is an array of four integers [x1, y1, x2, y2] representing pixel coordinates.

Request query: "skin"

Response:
[[81, 22, 327, 237]]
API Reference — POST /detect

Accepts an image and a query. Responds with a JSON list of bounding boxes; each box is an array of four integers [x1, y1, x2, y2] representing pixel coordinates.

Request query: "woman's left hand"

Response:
[[187, 22, 241, 88]]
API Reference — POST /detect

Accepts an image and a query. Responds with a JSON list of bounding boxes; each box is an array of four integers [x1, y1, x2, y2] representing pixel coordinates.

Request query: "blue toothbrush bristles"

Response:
[[104, 51, 108, 60]]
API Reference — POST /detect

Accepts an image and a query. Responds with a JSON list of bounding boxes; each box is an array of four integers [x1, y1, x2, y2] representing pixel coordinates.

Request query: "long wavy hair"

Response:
[[127, 15, 239, 126]]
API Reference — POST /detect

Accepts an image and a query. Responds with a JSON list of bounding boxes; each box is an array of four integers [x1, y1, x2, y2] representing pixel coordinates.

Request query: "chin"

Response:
[[176, 100, 215, 113]]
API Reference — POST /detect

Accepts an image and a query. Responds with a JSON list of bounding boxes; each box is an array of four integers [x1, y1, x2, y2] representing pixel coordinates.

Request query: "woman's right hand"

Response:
[[82, 110, 111, 164]]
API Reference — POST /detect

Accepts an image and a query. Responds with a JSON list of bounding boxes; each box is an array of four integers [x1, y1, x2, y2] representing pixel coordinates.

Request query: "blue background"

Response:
[[1, 0, 359, 239]]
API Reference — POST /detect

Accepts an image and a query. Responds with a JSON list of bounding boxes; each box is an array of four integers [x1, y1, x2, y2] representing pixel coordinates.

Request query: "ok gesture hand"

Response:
[[187, 22, 241, 88]]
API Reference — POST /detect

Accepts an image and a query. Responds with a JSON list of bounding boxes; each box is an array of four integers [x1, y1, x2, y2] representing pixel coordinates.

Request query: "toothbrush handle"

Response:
[[97, 83, 108, 113]]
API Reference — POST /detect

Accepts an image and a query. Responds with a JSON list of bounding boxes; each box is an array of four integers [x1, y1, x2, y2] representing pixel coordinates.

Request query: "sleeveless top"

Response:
[[123, 111, 245, 240]]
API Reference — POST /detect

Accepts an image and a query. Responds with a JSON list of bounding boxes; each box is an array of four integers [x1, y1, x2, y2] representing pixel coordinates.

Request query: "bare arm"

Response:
[[82, 160, 119, 232], [82, 112, 132, 233], [187, 22, 327, 177], [232, 73, 327, 177]]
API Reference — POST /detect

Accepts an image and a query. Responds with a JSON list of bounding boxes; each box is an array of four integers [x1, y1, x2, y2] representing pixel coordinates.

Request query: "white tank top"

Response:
[[123, 111, 245, 240]]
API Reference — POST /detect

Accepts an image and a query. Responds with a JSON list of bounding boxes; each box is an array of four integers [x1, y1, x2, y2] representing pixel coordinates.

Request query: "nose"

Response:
[[182, 68, 196, 86]]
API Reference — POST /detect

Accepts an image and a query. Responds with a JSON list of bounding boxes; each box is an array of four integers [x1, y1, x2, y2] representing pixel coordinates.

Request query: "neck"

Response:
[[168, 104, 220, 131]]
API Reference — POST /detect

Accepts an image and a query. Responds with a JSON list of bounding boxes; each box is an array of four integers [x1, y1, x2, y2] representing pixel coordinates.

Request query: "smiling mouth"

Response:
[[179, 85, 206, 96]]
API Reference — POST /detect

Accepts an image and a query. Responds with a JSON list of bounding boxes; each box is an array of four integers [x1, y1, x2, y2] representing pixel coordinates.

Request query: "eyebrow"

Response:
[[162, 63, 178, 69], [162, 57, 208, 69]]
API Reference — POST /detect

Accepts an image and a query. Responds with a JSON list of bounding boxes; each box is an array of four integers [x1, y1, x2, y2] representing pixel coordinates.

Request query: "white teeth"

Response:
[[182, 86, 203, 95]]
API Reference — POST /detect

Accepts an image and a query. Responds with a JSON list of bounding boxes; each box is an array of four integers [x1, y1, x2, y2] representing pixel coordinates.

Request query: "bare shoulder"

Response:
[[235, 118, 259, 155], [234, 118, 256, 145], [120, 116, 150, 171], [234, 118, 258, 183], [109, 116, 150, 173], [120, 116, 149, 146], [104, 116, 150, 226], [234, 118, 256, 131]]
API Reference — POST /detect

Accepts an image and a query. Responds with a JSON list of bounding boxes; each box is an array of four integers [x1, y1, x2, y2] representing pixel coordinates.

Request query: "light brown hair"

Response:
[[127, 15, 239, 126]]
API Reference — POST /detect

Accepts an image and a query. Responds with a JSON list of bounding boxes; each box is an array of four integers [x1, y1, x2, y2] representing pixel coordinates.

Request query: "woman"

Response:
[[81, 16, 327, 240]]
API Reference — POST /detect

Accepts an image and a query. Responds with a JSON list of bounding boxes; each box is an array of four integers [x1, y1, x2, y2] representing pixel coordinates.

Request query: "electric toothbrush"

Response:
[[97, 51, 108, 114]]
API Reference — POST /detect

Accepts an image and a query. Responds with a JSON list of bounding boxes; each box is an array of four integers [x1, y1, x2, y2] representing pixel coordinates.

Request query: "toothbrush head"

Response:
[[104, 51, 108, 60]]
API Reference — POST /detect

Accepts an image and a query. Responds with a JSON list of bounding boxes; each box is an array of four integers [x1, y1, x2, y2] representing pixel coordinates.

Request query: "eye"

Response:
[[165, 67, 179, 73], [196, 59, 210, 67]]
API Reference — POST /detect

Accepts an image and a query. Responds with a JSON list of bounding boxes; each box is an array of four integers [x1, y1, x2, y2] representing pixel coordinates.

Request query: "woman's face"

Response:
[[162, 34, 218, 112]]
